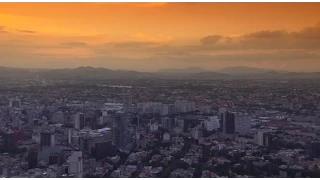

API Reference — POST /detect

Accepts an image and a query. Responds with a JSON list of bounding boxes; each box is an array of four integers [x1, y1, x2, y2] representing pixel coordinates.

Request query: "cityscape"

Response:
[[1, 2, 320, 179]]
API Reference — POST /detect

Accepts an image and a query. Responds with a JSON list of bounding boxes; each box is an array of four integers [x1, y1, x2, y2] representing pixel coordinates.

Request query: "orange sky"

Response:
[[1, 3, 320, 71]]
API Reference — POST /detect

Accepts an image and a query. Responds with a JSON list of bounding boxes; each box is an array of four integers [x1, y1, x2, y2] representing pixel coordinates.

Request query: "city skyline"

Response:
[[1, 3, 320, 71]]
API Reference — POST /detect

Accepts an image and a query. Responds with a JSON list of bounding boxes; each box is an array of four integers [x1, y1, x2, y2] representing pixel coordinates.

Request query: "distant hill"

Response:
[[39, 66, 155, 79], [157, 67, 208, 74], [216, 66, 275, 75], [0, 66, 319, 79], [0, 66, 34, 78], [190, 71, 230, 79]]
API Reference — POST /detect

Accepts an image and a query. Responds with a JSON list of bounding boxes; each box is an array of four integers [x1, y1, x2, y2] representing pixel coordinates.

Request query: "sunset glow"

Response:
[[1, 2, 320, 71]]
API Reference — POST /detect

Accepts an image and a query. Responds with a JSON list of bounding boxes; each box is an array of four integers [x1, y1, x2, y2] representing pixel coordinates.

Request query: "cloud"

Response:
[[16, 29, 37, 34], [131, 33, 172, 42], [196, 21, 320, 51], [94, 2, 168, 7], [0, 25, 37, 34], [244, 30, 288, 39], [1, 21, 320, 71], [200, 35, 222, 45], [164, 51, 320, 63], [0, 25, 8, 33], [60, 42, 88, 47], [107, 41, 157, 48]]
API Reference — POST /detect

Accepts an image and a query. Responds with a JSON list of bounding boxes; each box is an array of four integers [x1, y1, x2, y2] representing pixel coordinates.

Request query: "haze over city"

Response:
[[2, 2, 320, 179], [1, 2, 320, 72]]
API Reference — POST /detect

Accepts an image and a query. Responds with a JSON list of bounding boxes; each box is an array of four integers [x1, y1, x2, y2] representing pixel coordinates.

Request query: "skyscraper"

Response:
[[161, 117, 172, 130], [0, 130, 15, 152], [220, 111, 235, 134], [74, 112, 85, 130], [112, 112, 130, 149], [68, 151, 83, 178], [234, 114, 251, 135], [122, 88, 133, 113]]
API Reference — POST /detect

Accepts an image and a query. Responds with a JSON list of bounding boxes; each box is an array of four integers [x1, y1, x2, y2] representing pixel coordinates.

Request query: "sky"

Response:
[[0, 2, 320, 72]]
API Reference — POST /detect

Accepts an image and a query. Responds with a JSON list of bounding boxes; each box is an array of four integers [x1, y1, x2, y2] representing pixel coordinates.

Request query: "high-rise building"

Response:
[[254, 130, 273, 146], [49, 152, 60, 165], [112, 113, 130, 148], [235, 114, 251, 135], [122, 90, 133, 113], [175, 100, 196, 113], [220, 111, 235, 134], [68, 128, 73, 145], [163, 132, 170, 141], [161, 117, 172, 130], [0, 130, 15, 152], [256, 131, 265, 146], [175, 118, 185, 130], [9, 98, 21, 108], [94, 141, 113, 160], [168, 104, 175, 114], [192, 127, 199, 140], [161, 104, 169, 116], [68, 151, 83, 178], [40, 131, 55, 147], [99, 111, 110, 126], [306, 141, 320, 158], [53, 111, 64, 123], [74, 112, 85, 130], [204, 116, 220, 131]]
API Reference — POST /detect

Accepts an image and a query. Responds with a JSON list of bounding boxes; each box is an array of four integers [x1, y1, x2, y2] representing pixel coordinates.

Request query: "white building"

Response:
[[137, 102, 163, 114], [255, 131, 265, 146], [150, 123, 159, 132], [163, 132, 170, 141], [68, 151, 83, 178], [219, 108, 227, 114], [175, 100, 195, 113], [204, 116, 220, 131], [68, 128, 73, 144], [74, 112, 85, 130], [235, 114, 251, 135], [99, 111, 110, 125], [192, 127, 199, 140], [161, 104, 169, 116], [53, 111, 64, 123]]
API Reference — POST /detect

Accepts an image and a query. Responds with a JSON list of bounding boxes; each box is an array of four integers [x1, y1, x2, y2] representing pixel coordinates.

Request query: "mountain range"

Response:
[[0, 66, 320, 79]]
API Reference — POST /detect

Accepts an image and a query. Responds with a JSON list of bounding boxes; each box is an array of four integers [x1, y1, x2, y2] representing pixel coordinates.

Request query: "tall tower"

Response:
[[220, 110, 235, 134], [74, 112, 85, 130], [68, 151, 83, 178], [112, 112, 129, 148], [122, 89, 132, 113], [161, 117, 172, 130]]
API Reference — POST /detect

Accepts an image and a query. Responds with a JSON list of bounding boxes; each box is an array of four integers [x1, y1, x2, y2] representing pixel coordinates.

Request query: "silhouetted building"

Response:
[[220, 111, 235, 134], [112, 113, 130, 149], [9, 98, 21, 108], [0, 131, 15, 152], [49, 152, 60, 165], [161, 117, 172, 130], [306, 141, 320, 158], [94, 141, 113, 160], [75, 112, 85, 130], [40, 132, 55, 147], [123, 95, 132, 113]]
